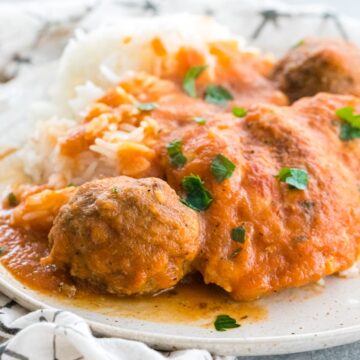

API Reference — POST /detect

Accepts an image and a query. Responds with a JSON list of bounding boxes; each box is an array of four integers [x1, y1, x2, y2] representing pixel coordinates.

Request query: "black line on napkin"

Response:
[[0, 320, 20, 336], [2, 301, 16, 309], [53, 333, 57, 360], [53, 310, 63, 322], [3, 348, 28, 360]]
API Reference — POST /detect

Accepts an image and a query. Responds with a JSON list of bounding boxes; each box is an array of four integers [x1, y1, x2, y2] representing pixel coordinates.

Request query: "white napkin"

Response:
[[0, 294, 222, 360]]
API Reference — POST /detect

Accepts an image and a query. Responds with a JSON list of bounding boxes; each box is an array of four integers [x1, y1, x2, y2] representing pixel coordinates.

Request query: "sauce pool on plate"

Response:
[[0, 213, 267, 327]]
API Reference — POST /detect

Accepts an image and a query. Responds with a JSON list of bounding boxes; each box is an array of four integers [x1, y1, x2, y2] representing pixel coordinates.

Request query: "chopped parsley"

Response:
[[67, 182, 75, 187], [7, 192, 18, 207], [136, 102, 159, 112], [229, 248, 242, 259], [181, 175, 213, 211], [276, 167, 309, 190], [214, 314, 240, 331], [210, 154, 236, 182], [194, 117, 206, 125], [182, 65, 207, 97], [166, 139, 187, 169], [300, 200, 315, 210], [111, 187, 119, 194], [231, 226, 246, 243], [232, 107, 247, 118], [0, 246, 7, 256], [205, 85, 233, 106], [336, 106, 360, 140], [340, 123, 360, 140]]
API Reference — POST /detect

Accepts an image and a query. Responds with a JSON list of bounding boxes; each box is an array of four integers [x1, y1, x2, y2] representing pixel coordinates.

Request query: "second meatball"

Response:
[[272, 37, 360, 102], [43, 176, 201, 296]]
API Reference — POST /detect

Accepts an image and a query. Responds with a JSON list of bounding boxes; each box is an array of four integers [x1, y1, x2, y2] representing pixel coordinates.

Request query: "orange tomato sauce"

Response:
[[0, 211, 266, 325]]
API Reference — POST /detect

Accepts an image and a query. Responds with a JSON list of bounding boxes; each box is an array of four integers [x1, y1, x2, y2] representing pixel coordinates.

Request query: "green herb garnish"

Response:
[[66, 182, 75, 187], [276, 167, 309, 190], [336, 107, 360, 127], [210, 154, 236, 182], [181, 175, 213, 211], [166, 139, 187, 169], [340, 123, 360, 140], [182, 65, 207, 97], [194, 117, 206, 125], [232, 107, 247, 118], [7, 192, 18, 207], [336, 107, 360, 140], [111, 187, 119, 194], [0, 246, 7, 256], [300, 200, 315, 210], [214, 314, 240, 331], [205, 85, 233, 106], [136, 102, 159, 112], [231, 226, 246, 243], [229, 248, 242, 259]]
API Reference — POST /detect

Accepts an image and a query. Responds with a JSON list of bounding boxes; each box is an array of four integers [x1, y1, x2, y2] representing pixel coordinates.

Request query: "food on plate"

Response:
[[11, 186, 76, 231], [272, 37, 360, 102], [162, 92, 360, 301], [1, 15, 360, 304], [44, 176, 200, 296]]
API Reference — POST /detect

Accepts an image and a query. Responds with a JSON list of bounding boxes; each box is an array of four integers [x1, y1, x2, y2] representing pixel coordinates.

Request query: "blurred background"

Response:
[[0, 0, 358, 83]]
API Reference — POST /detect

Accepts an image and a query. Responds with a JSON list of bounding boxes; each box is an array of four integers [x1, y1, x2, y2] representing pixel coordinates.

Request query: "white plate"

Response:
[[2, 263, 360, 356], [2, 1, 360, 357]]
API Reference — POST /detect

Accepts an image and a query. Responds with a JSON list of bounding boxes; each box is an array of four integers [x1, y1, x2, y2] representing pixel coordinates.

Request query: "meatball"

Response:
[[43, 176, 200, 296], [272, 37, 360, 102]]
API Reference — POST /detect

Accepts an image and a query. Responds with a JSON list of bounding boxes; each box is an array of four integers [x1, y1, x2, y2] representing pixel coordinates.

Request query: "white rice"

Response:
[[15, 14, 252, 187], [52, 14, 247, 113], [68, 81, 104, 119]]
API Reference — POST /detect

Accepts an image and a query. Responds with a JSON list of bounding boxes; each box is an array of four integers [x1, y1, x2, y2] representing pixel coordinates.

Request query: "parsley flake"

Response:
[[229, 248, 242, 259], [231, 226, 246, 243], [232, 107, 247, 118], [181, 175, 213, 211], [111, 187, 119, 194], [205, 85, 233, 106], [167, 139, 187, 169], [182, 65, 207, 97], [0, 246, 7, 256], [276, 167, 309, 190], [194, 117, 206, 125], [336, 106, 360, 140], [214, 314, 240, 331], [210, 154, 236, 182], [136, 102, 159, 112], [7, 192, 18, 207], [340, 123, 360, 140]]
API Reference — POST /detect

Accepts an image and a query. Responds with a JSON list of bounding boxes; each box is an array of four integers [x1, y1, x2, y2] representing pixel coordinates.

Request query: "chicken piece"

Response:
[[272, 37, 360, 102], [44, 176, 200, 296], [162, 93, 360, 301]]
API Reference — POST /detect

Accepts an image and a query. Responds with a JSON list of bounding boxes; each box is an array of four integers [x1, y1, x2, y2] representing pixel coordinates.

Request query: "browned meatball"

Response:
[[272, 37, 360, 102], [43, 176, 200, 296]]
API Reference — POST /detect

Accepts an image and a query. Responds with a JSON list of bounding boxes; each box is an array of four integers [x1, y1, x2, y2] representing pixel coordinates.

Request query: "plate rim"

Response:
[[1, 266, 360, 356]]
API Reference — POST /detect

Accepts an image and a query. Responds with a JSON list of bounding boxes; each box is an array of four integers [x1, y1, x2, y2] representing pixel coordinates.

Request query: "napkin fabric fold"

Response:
[[0, 294, 219, 360]]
